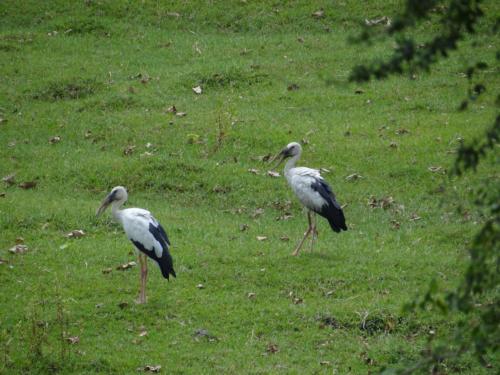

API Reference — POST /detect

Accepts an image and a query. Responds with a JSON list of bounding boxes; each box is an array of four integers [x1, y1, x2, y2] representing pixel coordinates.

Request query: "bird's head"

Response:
[[96, 186, 128, 217], [270, 141, 302, 169]]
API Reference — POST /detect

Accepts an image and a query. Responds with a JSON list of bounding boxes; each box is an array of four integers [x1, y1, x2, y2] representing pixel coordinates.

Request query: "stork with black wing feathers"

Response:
[[272, 142, 347, 256], [97, 186, 175, 303]]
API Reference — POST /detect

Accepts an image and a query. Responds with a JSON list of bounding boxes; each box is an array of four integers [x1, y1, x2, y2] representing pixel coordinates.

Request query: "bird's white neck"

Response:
[[284, 153, 301, 178], [111, 200, 125, 224]]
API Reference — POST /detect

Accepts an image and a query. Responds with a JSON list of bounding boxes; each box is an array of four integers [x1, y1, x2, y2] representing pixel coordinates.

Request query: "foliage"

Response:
[[350, 0, 499, 373]]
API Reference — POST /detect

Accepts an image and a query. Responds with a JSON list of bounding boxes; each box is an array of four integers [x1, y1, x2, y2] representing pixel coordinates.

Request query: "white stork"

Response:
[[96, 186, 175, 304], [272, 142, 347, 256]]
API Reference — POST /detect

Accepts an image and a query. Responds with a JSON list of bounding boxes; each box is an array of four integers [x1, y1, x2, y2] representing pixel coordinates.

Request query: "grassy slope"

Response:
[[0, 1, 499, 373]]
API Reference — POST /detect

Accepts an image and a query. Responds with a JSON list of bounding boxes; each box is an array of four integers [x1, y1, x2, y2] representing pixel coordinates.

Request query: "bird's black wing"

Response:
[[310, 178, 347, 233], [147, 222, 176, 279]]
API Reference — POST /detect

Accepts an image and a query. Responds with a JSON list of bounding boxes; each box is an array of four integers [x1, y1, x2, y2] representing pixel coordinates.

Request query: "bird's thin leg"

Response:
[[137, 254, 147, 304], [139, 254, 148, 304], [310, 212, 318, 252], [292, 211, 313, 256]]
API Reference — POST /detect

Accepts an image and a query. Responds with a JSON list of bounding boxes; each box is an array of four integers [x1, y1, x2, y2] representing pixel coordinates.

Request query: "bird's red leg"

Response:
[[292, 211, 313, 256]]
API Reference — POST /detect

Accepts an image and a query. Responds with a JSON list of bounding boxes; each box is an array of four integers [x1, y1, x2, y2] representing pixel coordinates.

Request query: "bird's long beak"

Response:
[[269, 149, 286, 170], [96, 194, 112, 217]]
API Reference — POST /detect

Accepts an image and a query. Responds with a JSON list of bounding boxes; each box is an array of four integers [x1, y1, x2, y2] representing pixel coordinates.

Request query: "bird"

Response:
[[271, 142, 347, 256], [96, 186, 175, 304]]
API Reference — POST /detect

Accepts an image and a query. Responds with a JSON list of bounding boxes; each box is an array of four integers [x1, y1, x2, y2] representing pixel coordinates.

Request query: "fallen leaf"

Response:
[[267, 170, 280, 178], [293, 297, 303, 305], [266, 343, 279, 354], [167, 11, 180, 17], [380, 196, 394, 210], [116, 261, 136, 271], [390, 220, 401, 229], [138, 329, 148, 337], [320, 168, 331, 174], [66, 336, 79, 344], [9, 244, 28, 254], [251, 208, 264, 218], [66, 229, 85, 238], [139, 365, 162, 373], [428, 166, 445, 174], [19, 181, 37, 189], [345, 173, 363, 181], [102, 268, 112, 274], [145, 142, 153, 149], [166, 105, 177, 113], [280, 236, 289, 241], [2, 174, 16, 186], [84, 130, 92, 139], [312, 9, 325, 19], [196, 283, 205, 289], [192, 85, 202, 94], [320, 361, 331, 366], [247, 292, 256, 299], [396, 128, 409, 135], [176, 112, 187, 117], [365, 16, 391, 26], [49, 136, 61, 144], [123, 145, 136, 156], [256, 236, 267, 241], [193, 328, 218, 342], [248, 168, 259, 174], [410, 213, 421, 221], [354, 88, 364, 94]]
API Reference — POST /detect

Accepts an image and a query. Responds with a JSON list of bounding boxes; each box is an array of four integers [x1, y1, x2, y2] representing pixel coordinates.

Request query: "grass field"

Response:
[[1, 1, 499, 373]]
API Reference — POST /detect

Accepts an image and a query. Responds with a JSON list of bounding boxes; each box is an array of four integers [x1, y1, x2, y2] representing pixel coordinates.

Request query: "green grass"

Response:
[[0, 1, 499, 373]]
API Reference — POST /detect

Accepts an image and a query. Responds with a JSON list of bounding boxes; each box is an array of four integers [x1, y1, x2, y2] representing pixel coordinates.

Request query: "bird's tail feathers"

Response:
[[157, 252, 176, 280]]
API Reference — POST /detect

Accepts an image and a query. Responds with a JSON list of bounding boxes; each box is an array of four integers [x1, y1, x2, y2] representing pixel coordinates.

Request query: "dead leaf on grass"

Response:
[[9, 244, 28, 254], [256, 236, 267, 241], [345, 173, 363, 181], [266, 343, 279, 354], [312, 9, 325, 19], [267, 170, 280, 178], [192, 85, 202, 94], [196, 283, 205, 289], [365, 16, 391, 26], [123, 145, 136, 156], [66, 336, 79, 344], [66, 229, 85, 238], [2, 174, 16, 186], [428, 166, 445, 174], [251, 208, 264, 218], [139, 365, 162, 373], [49, 135, 61, 144], [166, 105, 177, 114], [247, 292, 256, 299], [247, 168, 259, 174], [116, 261, 136, 271], [280, 236, 289, 241], [19, 180, 37, 189], [410, 213, 421, 221], [102, 268, 112, 274], [176, 112, 187, 117]]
